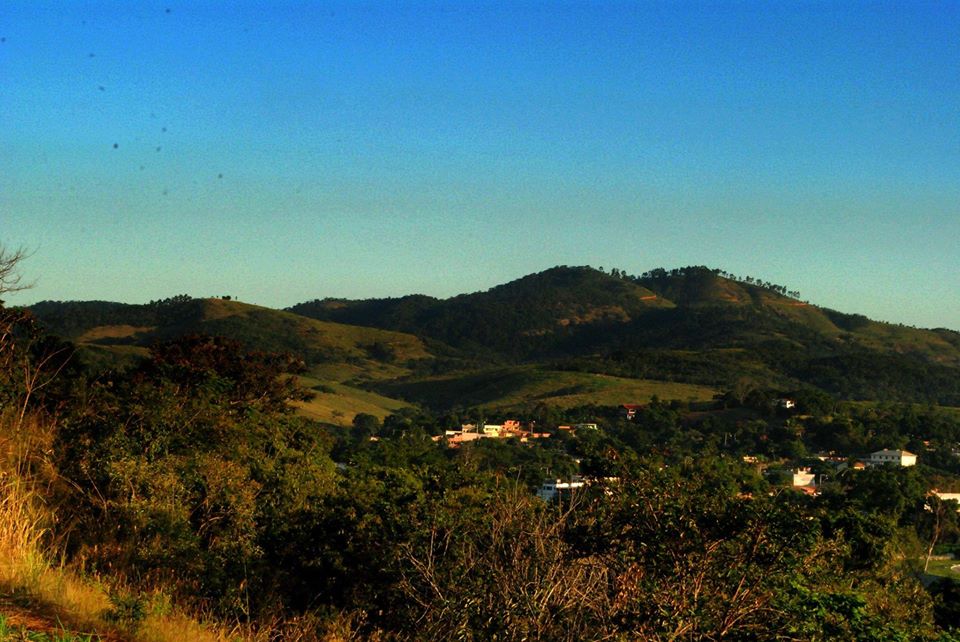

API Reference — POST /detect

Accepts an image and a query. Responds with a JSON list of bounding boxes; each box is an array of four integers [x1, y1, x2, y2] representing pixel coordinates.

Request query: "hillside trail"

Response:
[[0, 595, 128, 641]]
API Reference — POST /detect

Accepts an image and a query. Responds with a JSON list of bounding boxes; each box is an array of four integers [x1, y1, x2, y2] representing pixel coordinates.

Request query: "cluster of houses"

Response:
[[430, 403, 933, 505], [784, 448, 917, 495], [537, 448, 923, 504], [435, 421, 548, 446], [435, 421, 598, 447]]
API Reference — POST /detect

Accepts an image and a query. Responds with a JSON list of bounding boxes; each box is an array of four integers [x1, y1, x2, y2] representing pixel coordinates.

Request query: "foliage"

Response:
[[51, 334, 337, 616], [8, 253, 960, 639]]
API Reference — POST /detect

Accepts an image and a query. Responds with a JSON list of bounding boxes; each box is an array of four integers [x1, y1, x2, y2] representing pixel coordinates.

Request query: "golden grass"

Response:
[[293, 379, 411, 425], [0, 410, 236, 642], [76, 325, 154, 343], [378, 366, 718, 411]]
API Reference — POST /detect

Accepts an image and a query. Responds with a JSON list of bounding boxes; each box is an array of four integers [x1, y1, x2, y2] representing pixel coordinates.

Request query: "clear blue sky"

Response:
[[3, 1, 959, 329]]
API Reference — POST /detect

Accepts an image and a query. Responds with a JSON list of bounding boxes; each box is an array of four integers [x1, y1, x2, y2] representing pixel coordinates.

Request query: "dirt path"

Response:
[[0, 595, 127, 641]]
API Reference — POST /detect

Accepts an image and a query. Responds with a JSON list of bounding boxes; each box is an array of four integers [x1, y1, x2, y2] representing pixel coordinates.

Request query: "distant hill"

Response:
[[26, 266, 960, 408], [289, 266, 672, 356], [27, 297, 435, 423], [289, 265, 960, 405], [30, 296, 431, 368]]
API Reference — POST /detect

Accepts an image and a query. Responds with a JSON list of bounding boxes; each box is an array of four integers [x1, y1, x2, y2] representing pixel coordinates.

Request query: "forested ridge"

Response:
[[294, 265, 960, 404], [30, 265, 960, 406]]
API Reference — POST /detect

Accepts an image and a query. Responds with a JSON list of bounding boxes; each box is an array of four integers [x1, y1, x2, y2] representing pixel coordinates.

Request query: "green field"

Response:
[[923, 558, 960, 581], [293, 375, 412, 425], [374, 366, 718, 411]]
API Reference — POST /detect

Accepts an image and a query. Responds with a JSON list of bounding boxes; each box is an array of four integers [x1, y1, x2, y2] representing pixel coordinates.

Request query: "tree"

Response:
[[921, 495, 959, 573], [353, 412, 381, 438], [0, 244, 31, 302], [0, 245, 71, 426]]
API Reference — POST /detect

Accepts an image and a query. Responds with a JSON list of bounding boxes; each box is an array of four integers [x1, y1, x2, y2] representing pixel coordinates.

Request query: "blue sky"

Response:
[[2, 1, 959, 330]]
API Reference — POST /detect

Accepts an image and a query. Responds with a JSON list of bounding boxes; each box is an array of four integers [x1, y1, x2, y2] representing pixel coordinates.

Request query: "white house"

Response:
[[792, 468, 817, 488], [866, 449, 917, 467], [537, 477, 586, 502], [933, 492, 960, 504]]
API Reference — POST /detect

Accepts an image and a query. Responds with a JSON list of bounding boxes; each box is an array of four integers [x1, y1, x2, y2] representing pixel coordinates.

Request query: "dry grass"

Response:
[[0, 410, 239, 642]]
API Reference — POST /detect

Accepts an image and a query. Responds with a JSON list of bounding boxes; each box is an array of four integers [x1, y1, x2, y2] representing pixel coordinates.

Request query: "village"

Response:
[[419, 400, 951, 506]]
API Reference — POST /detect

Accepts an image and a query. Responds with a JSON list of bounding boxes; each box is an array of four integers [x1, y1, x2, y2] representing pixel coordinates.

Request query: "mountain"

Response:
[[289, 266, 960, 405], [30, 296, 431, 366], [289, 266, 672, 356], [27, 297, 433, 423], [26, 266, 960, 409], [290, 265, 960, 360]]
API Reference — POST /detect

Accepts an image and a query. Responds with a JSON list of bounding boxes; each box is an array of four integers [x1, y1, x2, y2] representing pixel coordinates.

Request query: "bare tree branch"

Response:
[[0, 245, 34, 300]]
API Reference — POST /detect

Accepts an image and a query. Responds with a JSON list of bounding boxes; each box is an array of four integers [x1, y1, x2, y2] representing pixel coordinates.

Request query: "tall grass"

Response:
[[0, 410, 52, 591], [0, 410, 240, 641]]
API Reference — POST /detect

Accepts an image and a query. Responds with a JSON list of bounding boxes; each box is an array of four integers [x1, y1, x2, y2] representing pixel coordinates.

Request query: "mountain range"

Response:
[[26, 266, 960, 418]]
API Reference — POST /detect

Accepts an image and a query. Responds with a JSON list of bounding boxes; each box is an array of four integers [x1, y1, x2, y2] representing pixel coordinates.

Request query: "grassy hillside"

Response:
[[30, 298, 431, 423], [289, 266, 672, 357], [291, 265, 960, 404], [29, 266, 960, 409], [30, 297, 433, 377], [373, 366, 718, 411], [293, 374, 412, 424]]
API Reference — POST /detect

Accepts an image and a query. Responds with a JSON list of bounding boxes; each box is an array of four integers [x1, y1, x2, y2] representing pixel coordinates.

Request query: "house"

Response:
[[777, 398, 796, 410], [866, 449, 917, 467], [536, 477, 586, 502], [447, 432, 482, 446], [792, 468, 817, 488], [622, 404, 644, 420], [932, 492, 960, 504], [837, 460, 867, 472], [573, 423, 598, 431]]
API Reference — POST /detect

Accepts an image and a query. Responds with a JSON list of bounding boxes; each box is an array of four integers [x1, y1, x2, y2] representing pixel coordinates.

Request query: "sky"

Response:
[[2, 1, 959, 330]]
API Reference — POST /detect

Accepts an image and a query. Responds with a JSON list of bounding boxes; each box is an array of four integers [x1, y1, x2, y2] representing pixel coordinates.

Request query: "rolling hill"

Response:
[[28, 297, 433, 423], [30, 297, 431, 370], [27, 266, 960, 411], [289, 265, 960, 405]]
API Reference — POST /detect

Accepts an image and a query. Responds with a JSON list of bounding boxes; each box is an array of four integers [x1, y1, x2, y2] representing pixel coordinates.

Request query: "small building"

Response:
[[932, 492, 960, 504], [521, 432, 551, 441], [866, 449, 917, 467], [622, 404, 644, 420], [777, 398, 796, 410], [537, 477, 586, 502], [792, 468, 817, 488]]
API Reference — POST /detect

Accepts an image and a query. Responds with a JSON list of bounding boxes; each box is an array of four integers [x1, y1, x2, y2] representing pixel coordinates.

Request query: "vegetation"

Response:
[[286, 265, 960, 405], [7, 253, 960, 639]]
